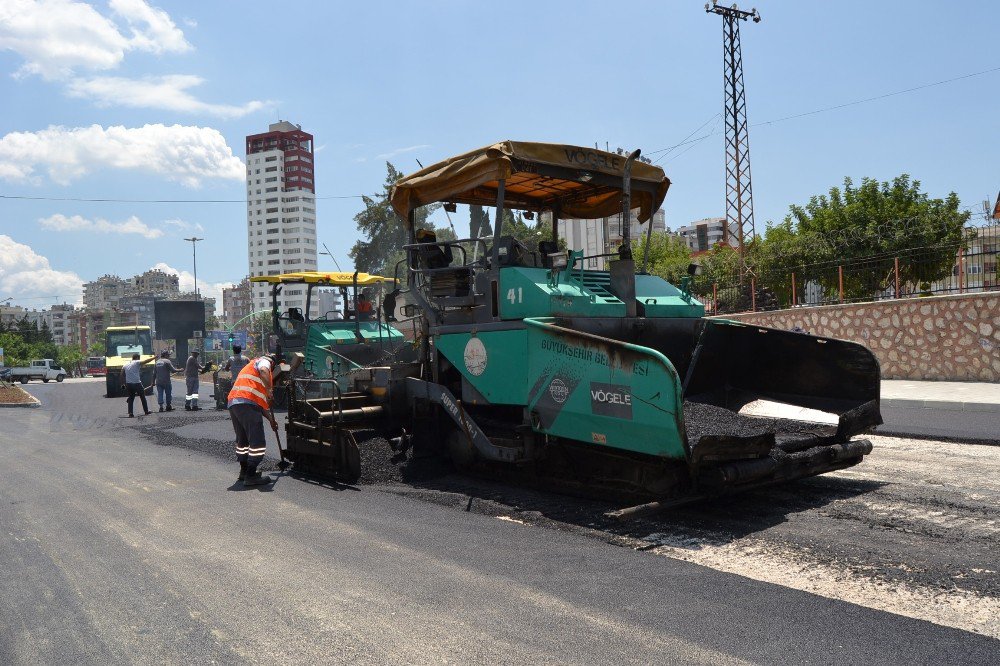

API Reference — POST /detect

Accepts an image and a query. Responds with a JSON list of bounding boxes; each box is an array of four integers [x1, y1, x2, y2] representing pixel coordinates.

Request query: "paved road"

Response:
[[878, 404, 1000, 443], [2, 381, 998, 664]]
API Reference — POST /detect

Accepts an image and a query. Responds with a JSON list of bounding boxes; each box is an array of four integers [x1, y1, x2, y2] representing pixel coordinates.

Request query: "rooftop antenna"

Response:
[[706, 0, 761, 282]]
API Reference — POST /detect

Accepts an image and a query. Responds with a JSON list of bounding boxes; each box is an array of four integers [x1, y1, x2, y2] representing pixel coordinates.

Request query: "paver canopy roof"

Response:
[[250, 272, 394, 285], [390, 141, 670, 230]]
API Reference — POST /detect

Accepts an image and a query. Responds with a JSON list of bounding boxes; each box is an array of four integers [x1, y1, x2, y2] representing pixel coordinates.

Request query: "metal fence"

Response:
[[695, 221, 1000, 315]]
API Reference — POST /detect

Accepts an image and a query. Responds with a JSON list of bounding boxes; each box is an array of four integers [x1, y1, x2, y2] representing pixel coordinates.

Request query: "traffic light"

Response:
[[228, 333, 234, 344]]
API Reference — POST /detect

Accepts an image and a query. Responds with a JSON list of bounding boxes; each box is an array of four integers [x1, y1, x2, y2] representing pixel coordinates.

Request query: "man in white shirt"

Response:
[[121, 353, 155, 417]]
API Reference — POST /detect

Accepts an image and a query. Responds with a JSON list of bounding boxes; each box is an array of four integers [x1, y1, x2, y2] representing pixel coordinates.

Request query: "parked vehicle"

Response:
[[10, 359, 67, 384], [86, 356, 107, 377]]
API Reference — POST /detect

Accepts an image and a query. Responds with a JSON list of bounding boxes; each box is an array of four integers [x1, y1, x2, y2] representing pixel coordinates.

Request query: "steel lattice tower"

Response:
[[706, 2, 760, 277]]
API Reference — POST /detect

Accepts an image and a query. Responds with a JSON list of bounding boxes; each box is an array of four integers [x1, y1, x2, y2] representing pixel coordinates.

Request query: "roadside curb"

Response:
[[882, 397, 1000, 414]]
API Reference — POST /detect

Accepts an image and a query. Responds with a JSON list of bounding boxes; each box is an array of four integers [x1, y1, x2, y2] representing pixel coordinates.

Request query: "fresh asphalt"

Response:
[[1, 380, 998, 664]]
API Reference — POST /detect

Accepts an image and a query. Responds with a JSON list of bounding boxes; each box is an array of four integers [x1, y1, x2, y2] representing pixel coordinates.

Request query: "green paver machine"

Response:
[[281, 141, 882, 503], [250, 271, 415, 390]]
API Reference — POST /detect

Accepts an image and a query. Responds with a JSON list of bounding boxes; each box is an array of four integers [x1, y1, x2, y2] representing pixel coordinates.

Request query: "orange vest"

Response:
[[227, 358, 271, 410]]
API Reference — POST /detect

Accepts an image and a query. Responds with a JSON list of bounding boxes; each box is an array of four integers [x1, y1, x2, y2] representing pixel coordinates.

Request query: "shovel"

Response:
[[271, 418, 290, 471]]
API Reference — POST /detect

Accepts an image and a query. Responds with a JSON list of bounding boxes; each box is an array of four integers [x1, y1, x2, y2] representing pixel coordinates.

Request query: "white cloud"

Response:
[[109, 0, 190, 55], [66, 75, 269, 119], [0, 0, 189, 80], [375, 144, 431, 160], [151, 262, 227, 315], [0, 235, 83, 305], [39, 213, 164, 239], [0, 123, 245, 187], [163, 218, 204, 233]]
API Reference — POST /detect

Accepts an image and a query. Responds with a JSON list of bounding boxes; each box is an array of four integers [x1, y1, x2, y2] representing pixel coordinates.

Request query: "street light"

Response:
[[183, 237, 204, 296]]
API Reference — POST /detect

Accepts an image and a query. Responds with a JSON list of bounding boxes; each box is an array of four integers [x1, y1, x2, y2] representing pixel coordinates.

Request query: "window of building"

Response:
[[266, 208, 278, 213], [265, 156, 277, 162], [265, 177, 277, 183], [266, 187, 278, 192], [267, 249, 279, 255], [266, 228, 279, 235], [266, 218, 278, 224]]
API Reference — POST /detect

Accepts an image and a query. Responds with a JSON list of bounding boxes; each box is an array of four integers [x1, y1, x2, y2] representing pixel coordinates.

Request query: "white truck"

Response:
[[10, 359, 67, 384]]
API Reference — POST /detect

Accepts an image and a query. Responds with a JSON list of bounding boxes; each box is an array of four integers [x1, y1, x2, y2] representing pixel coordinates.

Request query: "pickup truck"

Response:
[[10, 359, 67, 384]]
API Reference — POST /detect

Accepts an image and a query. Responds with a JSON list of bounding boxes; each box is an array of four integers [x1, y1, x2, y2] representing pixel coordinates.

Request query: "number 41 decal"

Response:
[[506, 287, 523, 304]]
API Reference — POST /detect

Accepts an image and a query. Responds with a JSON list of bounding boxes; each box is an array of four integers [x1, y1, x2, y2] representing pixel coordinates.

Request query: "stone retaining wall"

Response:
[[715, 293, 1000, 381]]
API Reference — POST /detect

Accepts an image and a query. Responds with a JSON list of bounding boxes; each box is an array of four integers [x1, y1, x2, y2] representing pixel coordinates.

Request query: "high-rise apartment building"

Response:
[[676, 217, 740, 254], [550, 209, 666, 270], [222, 277, 252, 327], [245, 120, 318, 314]]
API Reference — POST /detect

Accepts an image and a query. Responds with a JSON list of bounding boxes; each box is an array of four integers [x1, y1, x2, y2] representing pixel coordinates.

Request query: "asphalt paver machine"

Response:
[[281, 141, 882, 503]]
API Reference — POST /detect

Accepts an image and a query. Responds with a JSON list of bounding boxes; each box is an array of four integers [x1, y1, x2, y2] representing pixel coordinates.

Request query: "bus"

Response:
[[86, 356, 106, 377], [104, 325, 154, 398]]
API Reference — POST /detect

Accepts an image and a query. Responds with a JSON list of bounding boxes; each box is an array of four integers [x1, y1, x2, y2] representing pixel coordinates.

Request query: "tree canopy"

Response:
[[753, 175, 970, 301], [350, 162, 449, 276], [635, 231, 691, 285]]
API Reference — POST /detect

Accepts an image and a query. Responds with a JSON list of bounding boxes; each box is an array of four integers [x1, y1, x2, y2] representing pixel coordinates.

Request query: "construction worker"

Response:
[[153, 350, 182, 412], [223, 345, 249, 375], [226, 353, 299, 486], [356, 289, 374, 321], [120, 353, 155, 417], [184, 350, 208, 411]]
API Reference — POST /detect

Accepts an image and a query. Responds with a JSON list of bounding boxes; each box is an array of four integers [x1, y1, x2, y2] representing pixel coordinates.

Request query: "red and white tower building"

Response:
[[246, 120, 318, 314]]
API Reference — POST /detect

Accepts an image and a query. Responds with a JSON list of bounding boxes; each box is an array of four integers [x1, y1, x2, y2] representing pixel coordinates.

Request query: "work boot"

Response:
[[237, 460, 248, 482], [158, 406, 164, 413], [165, 405, 173, 412], [243, 471, 274, 487], [191, 406, 201, 411]]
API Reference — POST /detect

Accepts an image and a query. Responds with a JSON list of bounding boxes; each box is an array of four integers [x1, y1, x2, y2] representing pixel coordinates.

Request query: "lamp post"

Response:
[[183, 237, 204, 296]]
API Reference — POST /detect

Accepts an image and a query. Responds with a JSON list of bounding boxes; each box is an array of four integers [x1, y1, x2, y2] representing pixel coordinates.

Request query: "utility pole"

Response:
[[183, 237, 204, 296], [706, 1, 760, 280]]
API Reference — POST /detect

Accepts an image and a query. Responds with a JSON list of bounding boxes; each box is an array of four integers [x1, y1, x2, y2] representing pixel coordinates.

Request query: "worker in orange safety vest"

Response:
[[226, 353, 299, 486]]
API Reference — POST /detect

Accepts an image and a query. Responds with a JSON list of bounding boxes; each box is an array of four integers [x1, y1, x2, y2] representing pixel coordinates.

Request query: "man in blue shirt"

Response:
[[121, 353, 155, 417]]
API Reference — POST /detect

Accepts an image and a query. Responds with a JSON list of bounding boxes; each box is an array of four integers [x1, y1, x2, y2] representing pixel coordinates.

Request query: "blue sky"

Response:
[[0, 0, 997, 311]]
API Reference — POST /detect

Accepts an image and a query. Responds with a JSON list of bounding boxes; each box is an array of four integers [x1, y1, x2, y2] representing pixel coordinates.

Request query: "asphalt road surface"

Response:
[[878, 404, 1000, 444], [2, 379, 998, 664]]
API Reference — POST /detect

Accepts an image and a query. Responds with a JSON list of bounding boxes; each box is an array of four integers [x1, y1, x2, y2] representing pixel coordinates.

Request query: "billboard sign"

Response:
[[205, 330, 248, 351]]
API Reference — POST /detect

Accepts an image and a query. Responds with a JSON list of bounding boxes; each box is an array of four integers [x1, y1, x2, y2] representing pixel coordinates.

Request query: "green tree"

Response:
[[350, 162, 444, 275], [499, 210, 552, 251], [767, 175, 970, 300], [0, 332, 28, 367], [469, 204, 492, 239], [635, 232, 691, 284], [58, 344, 85, 377], [88, 332, 106, 358]]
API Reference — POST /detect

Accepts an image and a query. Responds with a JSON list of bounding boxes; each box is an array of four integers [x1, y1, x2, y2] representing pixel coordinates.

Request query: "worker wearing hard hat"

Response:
[[226, 352, 300, 486]]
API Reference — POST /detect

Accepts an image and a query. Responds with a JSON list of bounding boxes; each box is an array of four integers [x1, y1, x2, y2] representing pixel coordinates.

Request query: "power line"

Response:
[[755, 65, 1000, 127], [0, 194, 365, 203], [648, 64, 1000, 155]]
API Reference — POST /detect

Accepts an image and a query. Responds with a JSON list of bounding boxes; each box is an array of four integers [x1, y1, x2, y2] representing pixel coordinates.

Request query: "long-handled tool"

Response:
[[271, 417, 290, 470]]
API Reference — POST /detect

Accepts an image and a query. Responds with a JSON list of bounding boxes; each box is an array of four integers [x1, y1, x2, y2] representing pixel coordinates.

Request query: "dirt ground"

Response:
[[0, 384, 35, 404]]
